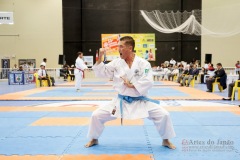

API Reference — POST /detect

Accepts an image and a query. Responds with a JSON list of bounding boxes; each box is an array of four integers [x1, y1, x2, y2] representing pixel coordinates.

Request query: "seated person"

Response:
[[200, 67, 207, 84], [223, 73, 240, 100], [37, 65, 51, 87], [160, 66, 170, 80], [67, 66, 75, 81], [236, 61, 240, 74], [168, 65, 179, 81], [180, 64, 199, 87], [177, 65, 190, 84], [17, 66, 24, 71], [208, 63, 215, 71], [178, 63, 184, 74], [45, 66, 55, 86], [206, 63, 226, 92], [60, 66, 68, 81]]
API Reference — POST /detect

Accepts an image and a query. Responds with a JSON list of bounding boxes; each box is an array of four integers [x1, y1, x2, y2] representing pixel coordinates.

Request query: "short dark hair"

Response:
[[43, 58, 47, 61], [120, 36, 135, 51], [216, 63, 222, 66], [77, 52, 83, 56]]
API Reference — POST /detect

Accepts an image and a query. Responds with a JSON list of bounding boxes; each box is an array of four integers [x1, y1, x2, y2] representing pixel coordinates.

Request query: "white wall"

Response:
[[0, 0, 63, 68], [202, 0, 240, 67]]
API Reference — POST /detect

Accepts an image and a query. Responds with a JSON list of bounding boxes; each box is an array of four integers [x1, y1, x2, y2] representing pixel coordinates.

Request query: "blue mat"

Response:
[[82, 82, 107, 85], [47, 112, 92, 117], [27, 88, 91, 97], [188, 112, 240, 126], [0, 112, 49, 118], [26, 87, 189, 97], [67, 126, 150, 154], [150, 138, 240, 160], [148, 88, 189, 97], [0, 118, 38, 127], [0, 126, 23, 138], [0, 137, 73, 155], [0, 101, 62, 106], [204, 126, 240, 138], [10, 126, 81, 137]]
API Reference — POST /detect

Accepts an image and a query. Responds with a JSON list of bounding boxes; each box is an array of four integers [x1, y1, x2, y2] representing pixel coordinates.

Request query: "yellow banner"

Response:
[[101, 34, 156, 61]]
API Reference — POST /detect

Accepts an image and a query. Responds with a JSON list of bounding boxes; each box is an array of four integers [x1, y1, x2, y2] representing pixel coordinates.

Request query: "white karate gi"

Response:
[[87, 56, 176, 140], [74, 57, 87, 90]]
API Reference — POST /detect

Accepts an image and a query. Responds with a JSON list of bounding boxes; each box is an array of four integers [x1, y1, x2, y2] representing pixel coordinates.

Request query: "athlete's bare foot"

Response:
[[84, 139, 98, 148], [162, 139, 176, 149]]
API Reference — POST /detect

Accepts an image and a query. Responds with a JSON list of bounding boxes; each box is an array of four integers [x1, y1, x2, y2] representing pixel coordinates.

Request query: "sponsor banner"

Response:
[[101, 34, 156, 61]]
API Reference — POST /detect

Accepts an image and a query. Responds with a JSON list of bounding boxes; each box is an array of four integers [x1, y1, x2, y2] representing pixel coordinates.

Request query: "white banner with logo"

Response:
[[0, 12, 14, 24]]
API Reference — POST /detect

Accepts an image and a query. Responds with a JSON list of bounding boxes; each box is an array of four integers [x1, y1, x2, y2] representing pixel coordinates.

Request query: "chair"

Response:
[[67, 74, 74, 82], [34, 73, 50, 87], [173, 75, 178, 81], [231, 80, 240, 101], [212, 77, 223, 92], [186, 75, 197, 87]]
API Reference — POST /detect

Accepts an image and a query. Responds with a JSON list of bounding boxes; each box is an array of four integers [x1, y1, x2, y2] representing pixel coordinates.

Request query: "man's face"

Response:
[[79, 53, 83, 58], [193, 65, 197, 69], [118, 41, 132, 60], [216, 65, 221, 69], [41, 65, 45, 69]]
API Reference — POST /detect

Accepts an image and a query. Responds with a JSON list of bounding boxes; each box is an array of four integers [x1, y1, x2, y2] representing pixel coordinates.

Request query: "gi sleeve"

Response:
[[92, 60, 116, 78]]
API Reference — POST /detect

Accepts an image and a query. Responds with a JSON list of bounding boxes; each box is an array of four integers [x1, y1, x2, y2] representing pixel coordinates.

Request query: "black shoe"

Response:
[[222, 98, 231, 101], [186, 85, 189, 87], [206, 90, 212, 92]]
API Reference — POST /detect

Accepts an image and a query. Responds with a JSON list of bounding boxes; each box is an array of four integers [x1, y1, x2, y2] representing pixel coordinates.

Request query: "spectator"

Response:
[[168, 65, 179, 81], [12, 64, 18, 71], [223, 73, 240, 100], [206, 63, 227, 92], [37, 65, 51, 87], [17, 66, 23, 71], [199, 67, 207, 83], [178, 63, 184, 74], [169, 58, 176, 66], [41, 58, 47, 67], [180, 64, 199, 87], [204, 61, 209, 70], [60, 66, 68, 81], [208, 63, 215, 71], [177, 65, 190, 84], [235, 60, 240, 74], [67, 66, 75, 81]]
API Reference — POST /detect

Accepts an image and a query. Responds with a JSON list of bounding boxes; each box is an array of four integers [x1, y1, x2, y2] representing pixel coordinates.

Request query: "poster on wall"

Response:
[[83, 56, 93, 67], [1, 59, 10, 78], [18, 59, 36, 71], [101, 34, 156, 61]]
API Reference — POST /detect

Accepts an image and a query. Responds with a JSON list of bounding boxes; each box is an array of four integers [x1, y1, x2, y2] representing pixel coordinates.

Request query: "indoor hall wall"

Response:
[[0, 0, 63, 68], [63, 0, 201, 66], [202, 0, 240, 67]]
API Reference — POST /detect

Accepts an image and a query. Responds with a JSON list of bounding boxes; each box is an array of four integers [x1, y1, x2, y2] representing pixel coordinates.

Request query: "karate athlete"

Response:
[[74, 52, 88, 92], [85, 36, 176, 149]]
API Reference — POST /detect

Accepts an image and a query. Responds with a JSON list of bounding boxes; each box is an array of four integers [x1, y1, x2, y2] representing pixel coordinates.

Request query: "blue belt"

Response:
[[118, 94, 160, 125]]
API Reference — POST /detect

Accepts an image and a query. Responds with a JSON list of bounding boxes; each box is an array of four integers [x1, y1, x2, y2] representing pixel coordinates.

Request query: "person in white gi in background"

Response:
[[85, 36, 176, 149], [74, 52, 88, 92]]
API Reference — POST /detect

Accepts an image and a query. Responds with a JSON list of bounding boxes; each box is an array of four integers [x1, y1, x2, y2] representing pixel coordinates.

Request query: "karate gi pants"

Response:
[[87, 101, 176, 140], [75, 71, 83, 89]]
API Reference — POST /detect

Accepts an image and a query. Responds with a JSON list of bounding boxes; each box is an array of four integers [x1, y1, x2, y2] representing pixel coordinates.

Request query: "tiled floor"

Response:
[[0, 79, 239, 160]]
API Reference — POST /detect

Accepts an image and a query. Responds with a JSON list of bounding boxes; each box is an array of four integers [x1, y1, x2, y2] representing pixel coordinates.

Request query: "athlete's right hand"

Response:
[[99, 48, 105, 58]]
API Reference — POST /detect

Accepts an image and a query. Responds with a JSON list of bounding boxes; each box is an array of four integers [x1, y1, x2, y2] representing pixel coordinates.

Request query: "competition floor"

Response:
[[0, 79, 239, 160]]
